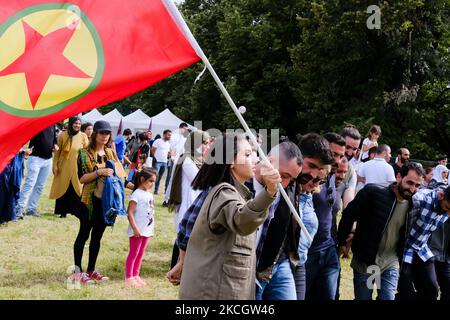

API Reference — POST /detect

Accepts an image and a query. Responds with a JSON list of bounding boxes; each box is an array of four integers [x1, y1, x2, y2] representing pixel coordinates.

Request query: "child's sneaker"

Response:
[[135, 276, 147, 286], [73, 272, 95, 285], [87, 271, 109, 283]]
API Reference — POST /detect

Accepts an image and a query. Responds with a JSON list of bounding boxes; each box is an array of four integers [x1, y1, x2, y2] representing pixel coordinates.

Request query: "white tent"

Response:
[[81, 109, 102, 124], [122, 109, 152, 134], [149, 108, 195, 137], [101, 109, 123, 137]]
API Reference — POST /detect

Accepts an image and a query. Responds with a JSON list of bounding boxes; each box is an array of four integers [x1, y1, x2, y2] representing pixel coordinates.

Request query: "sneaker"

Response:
[[87, 271, 109, 282], [162, 201, 168, 207], [26, 211, 41, 217], [73, 272, 95, 285], [15, 209, 24, 220]]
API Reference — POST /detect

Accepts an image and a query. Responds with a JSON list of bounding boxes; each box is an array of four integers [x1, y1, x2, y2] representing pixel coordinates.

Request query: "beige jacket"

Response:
[[179, 177, 276, 300], [49, 131, 88, 199]]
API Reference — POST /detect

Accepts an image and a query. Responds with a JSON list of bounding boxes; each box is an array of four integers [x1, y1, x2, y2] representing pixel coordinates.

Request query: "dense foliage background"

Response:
[[102, 0, 450, 160]]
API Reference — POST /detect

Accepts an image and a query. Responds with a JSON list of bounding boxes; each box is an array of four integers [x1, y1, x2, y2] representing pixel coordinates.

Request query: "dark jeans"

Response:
[[74, 197, 107, 272], [305, 246, 340, 300], [397, 256, 439, 300], [294, 263, 306, 300], [435, 261, 450, 301]]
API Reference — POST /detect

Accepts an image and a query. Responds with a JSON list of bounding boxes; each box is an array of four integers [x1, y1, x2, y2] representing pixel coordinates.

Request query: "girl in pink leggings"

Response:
[[125, 167, 157, 288]]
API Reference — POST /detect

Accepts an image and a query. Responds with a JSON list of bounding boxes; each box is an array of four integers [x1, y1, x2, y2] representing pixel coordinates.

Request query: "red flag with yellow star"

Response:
[[0, 0, 199, 172]]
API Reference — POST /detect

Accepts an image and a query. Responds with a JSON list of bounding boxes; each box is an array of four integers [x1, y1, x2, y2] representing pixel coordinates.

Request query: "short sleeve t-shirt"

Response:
[[358, 158, 396, 187], [360, 138, 374, 161], [152, 138, 170, 163], [128, 189, 155, 237], [114, 135, 126, 161]]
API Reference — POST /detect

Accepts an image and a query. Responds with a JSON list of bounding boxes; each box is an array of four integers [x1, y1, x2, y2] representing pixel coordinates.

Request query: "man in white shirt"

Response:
[[151, 129, 172, 195], [358, 144, 396, 187], [163, 123, 189, 206]]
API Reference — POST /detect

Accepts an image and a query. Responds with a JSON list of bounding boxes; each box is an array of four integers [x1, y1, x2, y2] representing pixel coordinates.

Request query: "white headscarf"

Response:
[[431, 164, 449, 184]]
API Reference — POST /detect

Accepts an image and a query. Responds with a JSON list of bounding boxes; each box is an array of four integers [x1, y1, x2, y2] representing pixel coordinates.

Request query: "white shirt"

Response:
[[170, 130, 187, 163], [358, 158, 396, 187], [127, 189, 155, 237], [360, 137, 377, 161], [152, 138, 171, 163], [350, 157, 360, 168], [174, 157, 201, 232]]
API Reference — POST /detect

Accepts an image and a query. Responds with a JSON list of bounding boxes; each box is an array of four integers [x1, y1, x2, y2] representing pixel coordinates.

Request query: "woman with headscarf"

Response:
[[167, 130, 210, 267], [49, 116, 89, 218], [428, 164, 449, 189]]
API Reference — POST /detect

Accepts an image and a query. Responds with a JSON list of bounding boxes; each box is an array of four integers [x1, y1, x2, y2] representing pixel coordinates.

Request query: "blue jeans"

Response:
[[16, 156, 52, 215], [154, 161, 168, 194], [163, 160, 174, 202], [256, 259, 297, 300], [353, 268, 399, 300], [305, 246, 340, 300]]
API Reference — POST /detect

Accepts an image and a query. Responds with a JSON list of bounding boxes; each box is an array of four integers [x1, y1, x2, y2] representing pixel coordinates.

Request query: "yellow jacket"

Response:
[[49, 131, 89, 199]]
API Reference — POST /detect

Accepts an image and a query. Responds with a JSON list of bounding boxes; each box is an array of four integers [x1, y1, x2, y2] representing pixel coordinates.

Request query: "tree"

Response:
[[104, 0, 450, 159]]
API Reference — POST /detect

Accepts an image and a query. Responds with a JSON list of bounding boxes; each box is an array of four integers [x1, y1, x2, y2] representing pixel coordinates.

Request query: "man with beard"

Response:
[[392, 148, 410, 177], [335, 157, 350, 196], [340, 126, 361, 209], [304, 133, 345, 300], [338, 162, 424, 300]]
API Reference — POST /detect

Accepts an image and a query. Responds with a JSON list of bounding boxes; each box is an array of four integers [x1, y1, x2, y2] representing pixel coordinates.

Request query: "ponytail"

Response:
[[133, 167, 158, 191]]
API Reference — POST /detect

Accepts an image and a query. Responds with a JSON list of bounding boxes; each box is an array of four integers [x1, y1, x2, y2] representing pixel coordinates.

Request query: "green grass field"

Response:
[[0, 174, 355, 300]]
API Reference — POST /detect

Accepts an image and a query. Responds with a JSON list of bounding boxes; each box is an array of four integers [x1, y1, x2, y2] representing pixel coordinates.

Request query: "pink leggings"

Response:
[[125, 236, 150, 279]]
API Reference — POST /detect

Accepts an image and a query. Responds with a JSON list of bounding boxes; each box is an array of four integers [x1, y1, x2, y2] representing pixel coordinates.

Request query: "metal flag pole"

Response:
[[162, 0, 312, 243]]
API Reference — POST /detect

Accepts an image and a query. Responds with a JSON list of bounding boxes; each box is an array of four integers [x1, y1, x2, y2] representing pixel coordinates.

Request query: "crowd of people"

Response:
[[1, 118, 450, 300]]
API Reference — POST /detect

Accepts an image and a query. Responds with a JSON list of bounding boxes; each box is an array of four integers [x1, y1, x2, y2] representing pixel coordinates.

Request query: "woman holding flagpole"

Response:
[[178, 133, 280, 299]]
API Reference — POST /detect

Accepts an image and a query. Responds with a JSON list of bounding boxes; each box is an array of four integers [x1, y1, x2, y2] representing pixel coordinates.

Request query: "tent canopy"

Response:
[[81, 109, 102, 124], [101, 109, 123, 127], [122, 109, 152, 134], [120, 108, 194, 137], [149, 108, 194, 137], [101, 109, 123, 138]]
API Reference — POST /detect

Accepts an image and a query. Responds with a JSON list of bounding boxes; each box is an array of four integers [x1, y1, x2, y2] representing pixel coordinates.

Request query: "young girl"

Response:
[[125, 167, 158, 288], [125, 154, 147, 190], [360, 125, 381, 161]]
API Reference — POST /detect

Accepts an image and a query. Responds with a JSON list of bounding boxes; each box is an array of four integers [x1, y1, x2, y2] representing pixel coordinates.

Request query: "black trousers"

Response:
[[435, 261, 450, 301], [73, 197, 107, 272], [55, 183, 81, 217], [397, 256, 439, 300]]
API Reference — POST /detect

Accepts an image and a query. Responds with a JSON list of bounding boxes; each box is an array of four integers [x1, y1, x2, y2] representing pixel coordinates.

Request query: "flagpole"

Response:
[[162, 0, 312, 243]]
